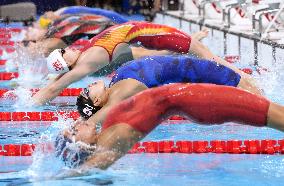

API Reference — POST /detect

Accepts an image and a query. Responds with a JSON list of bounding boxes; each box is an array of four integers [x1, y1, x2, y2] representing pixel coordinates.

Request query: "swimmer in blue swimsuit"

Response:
[[76, 55, 244, 120], [39, 6, 128, 29]]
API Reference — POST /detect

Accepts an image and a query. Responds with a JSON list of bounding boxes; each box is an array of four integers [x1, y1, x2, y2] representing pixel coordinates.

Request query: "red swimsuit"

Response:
[[102, 83, 270, 134]]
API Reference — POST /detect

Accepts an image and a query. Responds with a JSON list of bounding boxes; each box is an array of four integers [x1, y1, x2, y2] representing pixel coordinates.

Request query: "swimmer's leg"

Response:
[[267, 102, 284, 131], [189, 38, 262, 95], [131, 28, 210, 59]]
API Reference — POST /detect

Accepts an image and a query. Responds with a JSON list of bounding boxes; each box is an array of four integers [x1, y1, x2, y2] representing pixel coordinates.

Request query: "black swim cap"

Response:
[[76, 94, 102, 119], [54, 134, 93, 168]]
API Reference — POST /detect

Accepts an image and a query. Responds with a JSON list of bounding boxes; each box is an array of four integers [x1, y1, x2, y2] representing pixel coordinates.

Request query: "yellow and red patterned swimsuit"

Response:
[[78, 21, 192, 61]]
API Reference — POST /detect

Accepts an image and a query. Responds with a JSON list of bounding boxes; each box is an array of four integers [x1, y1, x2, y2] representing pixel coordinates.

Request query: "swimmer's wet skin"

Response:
[[56, 83, 284, 170], [33, 21, 261, 106]]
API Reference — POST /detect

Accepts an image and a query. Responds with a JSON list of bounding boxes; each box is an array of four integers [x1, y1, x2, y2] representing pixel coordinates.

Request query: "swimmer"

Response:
[[56, 83, 284, 170], [25, 14, 115, 56], [32, 21, 260, 105], [76, 55, 254, 120], [25, 7, 128, 42], [39, 6, 128, 28], [23, 6, 126, 37]]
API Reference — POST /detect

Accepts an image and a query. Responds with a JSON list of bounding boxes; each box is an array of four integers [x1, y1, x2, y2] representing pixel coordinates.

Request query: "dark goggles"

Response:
[[76, 88, 97, 119], [60, 48, 65, 56], [22, 40, 36, 47], [82, 87, 90, 99], [59, 48, 72, 71]]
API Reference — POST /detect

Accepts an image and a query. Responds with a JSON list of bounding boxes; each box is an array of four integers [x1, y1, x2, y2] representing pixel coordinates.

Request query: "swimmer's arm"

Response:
[[32, 64, 95, 106], [87, 104, 116, 128], [80, 150, 122, 170], [80, 124, 144, 170]]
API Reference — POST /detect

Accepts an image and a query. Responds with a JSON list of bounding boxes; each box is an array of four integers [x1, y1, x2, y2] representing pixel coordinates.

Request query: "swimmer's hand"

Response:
[[54, 168, 91, 179]]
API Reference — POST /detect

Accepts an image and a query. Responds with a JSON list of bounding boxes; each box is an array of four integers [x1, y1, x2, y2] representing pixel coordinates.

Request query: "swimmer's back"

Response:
[[102, 83, 269, 134], [109, 55, 241, 87]]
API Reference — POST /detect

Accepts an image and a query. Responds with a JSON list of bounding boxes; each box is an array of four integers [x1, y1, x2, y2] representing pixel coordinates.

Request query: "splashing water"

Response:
[[22, 115, 110, 182], [10, 30, 27, 42], [253, 61, 284, 103], [3, 86, 34, 110], [2, 44, 51, 109], [12, 44, 49, 88], [26, 116, 74, 180]]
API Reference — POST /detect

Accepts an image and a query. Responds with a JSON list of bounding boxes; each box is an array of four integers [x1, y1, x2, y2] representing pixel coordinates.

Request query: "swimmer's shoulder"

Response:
[[109, 79, 147, 101]]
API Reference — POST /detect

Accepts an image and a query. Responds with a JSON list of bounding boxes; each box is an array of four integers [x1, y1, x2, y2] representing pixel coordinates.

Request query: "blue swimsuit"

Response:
[[109, 55, 241, 88], [60, 6, 129, 24]]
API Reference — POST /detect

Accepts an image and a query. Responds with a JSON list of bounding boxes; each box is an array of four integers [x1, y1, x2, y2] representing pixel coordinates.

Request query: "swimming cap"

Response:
[[76, 93, 102, 119], [55, 134, 93, 168], [39, 16, 52, 29], [46, 49, 70, 74]]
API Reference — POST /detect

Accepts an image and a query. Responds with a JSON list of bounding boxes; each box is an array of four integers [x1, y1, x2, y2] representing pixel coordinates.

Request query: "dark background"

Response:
[[0, 0, 75, 14]]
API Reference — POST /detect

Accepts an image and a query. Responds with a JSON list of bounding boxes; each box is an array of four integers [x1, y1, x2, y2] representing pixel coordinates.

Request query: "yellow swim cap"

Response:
[[39, 16, 51, 28]]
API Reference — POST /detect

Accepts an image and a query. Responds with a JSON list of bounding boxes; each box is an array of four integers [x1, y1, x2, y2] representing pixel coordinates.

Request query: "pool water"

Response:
[[0, 122, 284, 186], [0, 15, 284, 186]]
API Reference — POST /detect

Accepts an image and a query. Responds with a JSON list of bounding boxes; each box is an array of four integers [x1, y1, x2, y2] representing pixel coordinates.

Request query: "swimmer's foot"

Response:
[[192, 28, 209, 41]]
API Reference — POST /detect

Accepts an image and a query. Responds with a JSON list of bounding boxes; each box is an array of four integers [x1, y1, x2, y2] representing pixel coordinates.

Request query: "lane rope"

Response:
[[1, 139, 284, 156], [0, 28, 22, 33], [0, 88, 83, 97], [0, 111, 186, 121]]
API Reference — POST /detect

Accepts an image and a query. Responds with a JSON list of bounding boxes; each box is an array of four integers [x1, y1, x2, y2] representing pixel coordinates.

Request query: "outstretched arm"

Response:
[[32, 64, 92, 106], [32, 46, 109, 106], [80, 124, 144, 170], [87, 103, 118, 128]]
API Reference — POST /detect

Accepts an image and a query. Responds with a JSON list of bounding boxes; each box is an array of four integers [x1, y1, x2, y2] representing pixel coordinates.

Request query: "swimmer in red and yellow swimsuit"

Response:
[[79, 21, 192, 61], [32, 21, 261, 106], [56, 83, 284, 170]]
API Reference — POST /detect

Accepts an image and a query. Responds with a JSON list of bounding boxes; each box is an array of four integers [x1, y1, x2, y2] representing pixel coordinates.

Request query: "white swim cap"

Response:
[[46, 49, 70, 74]]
